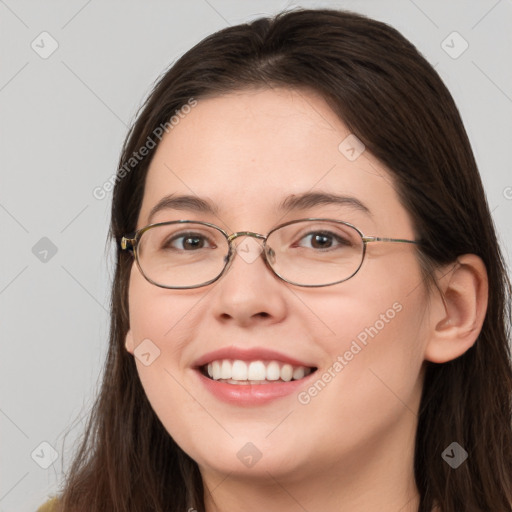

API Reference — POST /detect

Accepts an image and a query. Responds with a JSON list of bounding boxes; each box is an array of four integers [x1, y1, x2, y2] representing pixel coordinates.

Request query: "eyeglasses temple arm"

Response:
[[362, 236, 419, 244]]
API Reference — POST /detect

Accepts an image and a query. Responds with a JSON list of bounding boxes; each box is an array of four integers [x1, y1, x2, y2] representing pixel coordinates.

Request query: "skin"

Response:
[[124, 87, 488, 512]]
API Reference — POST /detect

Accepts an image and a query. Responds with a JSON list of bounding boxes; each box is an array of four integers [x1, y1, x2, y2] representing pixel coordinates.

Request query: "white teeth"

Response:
[[266, 361, 280, 381], [281, 364, 293, 382], [212, 361, 221, 378], [205, 359, 313, 382], [232, 360, 248, 380], [292, 366, 305, 380], [220, 360, 231, 379], [247, 361, 266, 380]]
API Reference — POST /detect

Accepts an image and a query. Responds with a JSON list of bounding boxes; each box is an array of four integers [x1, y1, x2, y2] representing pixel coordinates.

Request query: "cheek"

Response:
[[307, 281, 427, 424], [301, 254, 428, 405], [126, 268, 205, 416], [126, 273, 198, 443], [312, 296, 425, 393], [288, 294, 426, 464], [127, 267, 197, 349], [129, 269, 166, 338]]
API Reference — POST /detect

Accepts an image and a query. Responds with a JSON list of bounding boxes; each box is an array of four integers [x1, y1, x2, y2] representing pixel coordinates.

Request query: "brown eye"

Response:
[[165, 232, 215, 251], [297, 231, 351, 250]]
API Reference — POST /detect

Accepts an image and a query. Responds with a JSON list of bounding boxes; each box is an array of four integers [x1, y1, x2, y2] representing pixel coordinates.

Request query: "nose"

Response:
[[209, 234, 287, 327]]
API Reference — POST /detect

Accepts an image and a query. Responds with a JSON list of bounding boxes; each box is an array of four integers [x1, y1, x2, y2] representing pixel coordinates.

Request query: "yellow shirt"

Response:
[[37, 496, 59, 512]]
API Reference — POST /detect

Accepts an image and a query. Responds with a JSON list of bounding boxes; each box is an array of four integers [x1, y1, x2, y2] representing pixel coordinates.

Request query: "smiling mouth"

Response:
[[199, 359, 317, 384]]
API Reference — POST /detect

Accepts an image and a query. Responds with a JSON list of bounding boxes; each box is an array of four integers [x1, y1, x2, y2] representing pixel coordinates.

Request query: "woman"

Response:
[[39, 7, 512, 512]]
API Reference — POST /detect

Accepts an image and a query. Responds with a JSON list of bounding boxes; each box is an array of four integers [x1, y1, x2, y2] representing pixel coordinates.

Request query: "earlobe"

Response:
[[424, 254, 488, 364], [125, 329, 134, 354]]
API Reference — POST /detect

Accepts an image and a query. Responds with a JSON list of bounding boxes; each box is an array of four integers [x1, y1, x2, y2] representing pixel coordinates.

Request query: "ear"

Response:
[[424, 254, 488, 363], [125, 329, 135, 355]]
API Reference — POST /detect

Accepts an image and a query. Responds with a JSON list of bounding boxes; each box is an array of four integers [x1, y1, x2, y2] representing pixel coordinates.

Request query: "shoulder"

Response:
[[37, 496, 59, 512]]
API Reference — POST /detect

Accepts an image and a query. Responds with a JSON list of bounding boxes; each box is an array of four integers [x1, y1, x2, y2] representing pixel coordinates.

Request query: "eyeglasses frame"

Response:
[[121, 218, 419, 289]]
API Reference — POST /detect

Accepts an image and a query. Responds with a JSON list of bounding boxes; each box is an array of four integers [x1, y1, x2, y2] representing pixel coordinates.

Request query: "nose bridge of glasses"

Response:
[[224, 231, 272, 267], [227, 231, 266, 243]]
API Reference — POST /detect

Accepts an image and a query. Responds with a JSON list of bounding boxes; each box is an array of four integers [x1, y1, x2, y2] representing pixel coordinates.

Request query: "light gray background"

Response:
[[0, 1, 511, 510]]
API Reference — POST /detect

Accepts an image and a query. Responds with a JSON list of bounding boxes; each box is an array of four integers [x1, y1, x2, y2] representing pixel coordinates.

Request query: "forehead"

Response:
[[137, 87, 411, 234]]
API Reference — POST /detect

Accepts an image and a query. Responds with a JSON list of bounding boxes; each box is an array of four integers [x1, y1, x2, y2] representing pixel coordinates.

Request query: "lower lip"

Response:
[[195, 369, 316, 406]]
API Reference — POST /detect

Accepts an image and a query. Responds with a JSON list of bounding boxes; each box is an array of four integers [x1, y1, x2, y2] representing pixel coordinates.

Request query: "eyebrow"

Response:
[[278, 191, 371, 216], [147, 191, 371, 224]]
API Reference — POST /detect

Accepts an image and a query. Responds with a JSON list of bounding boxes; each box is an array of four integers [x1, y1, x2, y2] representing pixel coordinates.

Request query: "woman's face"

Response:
[[125, 87, 431, 485]]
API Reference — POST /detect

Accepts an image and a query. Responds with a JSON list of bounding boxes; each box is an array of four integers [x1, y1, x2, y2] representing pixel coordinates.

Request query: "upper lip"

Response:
[[192, 347, 316, 369]]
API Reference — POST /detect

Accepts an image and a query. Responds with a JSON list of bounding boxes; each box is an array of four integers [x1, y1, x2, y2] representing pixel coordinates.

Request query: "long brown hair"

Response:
[[56, 8, 512, 511]]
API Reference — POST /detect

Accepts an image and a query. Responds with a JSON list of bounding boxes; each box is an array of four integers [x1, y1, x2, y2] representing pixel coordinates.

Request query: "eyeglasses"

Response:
[[121, 218, 419, 289]]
